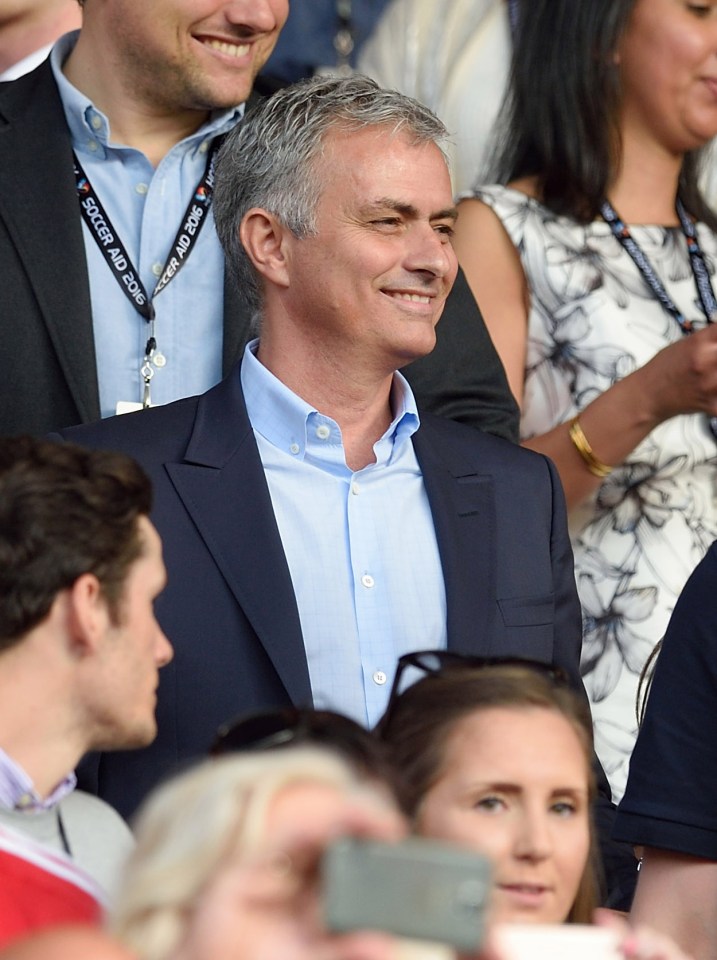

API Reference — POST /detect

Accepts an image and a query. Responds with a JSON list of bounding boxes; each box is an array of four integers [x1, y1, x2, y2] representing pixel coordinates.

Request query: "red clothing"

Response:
[[0, 825, 103, 947]]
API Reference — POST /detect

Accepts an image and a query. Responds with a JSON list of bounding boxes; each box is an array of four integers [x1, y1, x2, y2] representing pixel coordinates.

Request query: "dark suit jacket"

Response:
[[0, 61, 518, 439], [57, 362, 581, 817]]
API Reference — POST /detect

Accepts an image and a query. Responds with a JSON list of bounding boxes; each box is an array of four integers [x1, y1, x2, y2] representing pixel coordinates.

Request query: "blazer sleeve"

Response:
[[542, 455, 582, 685], [615, 542, 717, 858]]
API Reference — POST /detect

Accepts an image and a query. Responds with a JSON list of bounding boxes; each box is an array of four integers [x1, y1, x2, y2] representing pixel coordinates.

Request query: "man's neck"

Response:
[[0, 643, 84, 803], [62, 34, 211, 167], [256, 336, 396, 472], [326, 395, 394, 472]]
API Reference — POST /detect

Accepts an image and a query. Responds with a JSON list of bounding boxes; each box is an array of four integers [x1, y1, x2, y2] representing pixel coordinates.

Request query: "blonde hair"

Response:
[[111, 748, 361, 960]]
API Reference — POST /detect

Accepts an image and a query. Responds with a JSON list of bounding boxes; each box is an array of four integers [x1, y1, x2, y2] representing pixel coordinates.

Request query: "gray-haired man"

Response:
[[58, 75, 582, 831]]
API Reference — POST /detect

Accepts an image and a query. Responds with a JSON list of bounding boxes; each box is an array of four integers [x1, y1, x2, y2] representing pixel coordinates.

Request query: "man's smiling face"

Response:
[[277, 125, 458, 375], [97, 0, 288, 114]]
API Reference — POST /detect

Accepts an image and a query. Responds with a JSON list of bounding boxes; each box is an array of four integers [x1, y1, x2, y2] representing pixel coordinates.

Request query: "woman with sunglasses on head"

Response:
[[378, 654, 598, 926], [452, 0, 717, 806], [377, 652, 695, 960]]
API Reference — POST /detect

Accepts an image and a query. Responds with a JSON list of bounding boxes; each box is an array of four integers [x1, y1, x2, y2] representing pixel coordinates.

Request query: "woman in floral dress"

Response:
[[453, 0, 717, 801]]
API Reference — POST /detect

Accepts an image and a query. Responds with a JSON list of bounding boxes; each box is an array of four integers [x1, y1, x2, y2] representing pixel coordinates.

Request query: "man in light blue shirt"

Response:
[[58, 76, 583, 819], [0, 0, 289, 433], [49, 30, 243, 418], [52, 0, 288, 417], [224, 76, 458, 728]]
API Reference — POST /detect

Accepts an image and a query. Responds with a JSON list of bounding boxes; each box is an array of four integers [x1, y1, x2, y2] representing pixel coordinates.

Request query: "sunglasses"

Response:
[[210, 707, 391, 779], [377, 649, 569, 735]]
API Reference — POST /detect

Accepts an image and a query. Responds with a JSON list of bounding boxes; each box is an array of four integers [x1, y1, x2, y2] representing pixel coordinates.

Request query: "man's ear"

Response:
[[65, 573, 110, 658], [239, 208, 292, 290]]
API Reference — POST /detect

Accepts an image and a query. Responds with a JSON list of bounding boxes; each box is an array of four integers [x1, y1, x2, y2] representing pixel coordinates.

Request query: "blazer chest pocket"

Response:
[[498, 594, 554, 627]]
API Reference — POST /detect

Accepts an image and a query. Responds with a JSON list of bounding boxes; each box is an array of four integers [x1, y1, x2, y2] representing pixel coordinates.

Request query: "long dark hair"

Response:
[[491, 0, 717, 228], [379, 664, 599, 924]]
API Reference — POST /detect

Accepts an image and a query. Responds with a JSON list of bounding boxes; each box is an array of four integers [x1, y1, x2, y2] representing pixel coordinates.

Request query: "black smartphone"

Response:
[[323, 836, 492, 952]]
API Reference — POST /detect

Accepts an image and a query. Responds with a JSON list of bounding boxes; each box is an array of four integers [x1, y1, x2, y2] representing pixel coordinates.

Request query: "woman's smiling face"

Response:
[[618, 0, 717, 154]]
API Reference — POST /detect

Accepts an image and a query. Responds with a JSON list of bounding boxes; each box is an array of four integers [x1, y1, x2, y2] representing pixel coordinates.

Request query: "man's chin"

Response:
[[395, 332, 439, 369], [94, 722, 157, 752]]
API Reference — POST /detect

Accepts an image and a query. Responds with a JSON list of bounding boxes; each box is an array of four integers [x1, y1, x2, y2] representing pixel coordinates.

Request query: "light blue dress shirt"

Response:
[[51, 32, 243, 418], [241, 341, 447, 726]]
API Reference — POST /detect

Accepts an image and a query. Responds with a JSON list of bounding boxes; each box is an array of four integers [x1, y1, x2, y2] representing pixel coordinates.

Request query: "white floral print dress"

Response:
[[474, 185, 717, 801]]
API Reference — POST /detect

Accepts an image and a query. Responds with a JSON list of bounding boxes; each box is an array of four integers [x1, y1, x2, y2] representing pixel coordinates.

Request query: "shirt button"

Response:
[[373, 671, 387, 685], [199, 140, 211, 154], [316, 424, 331, 440], [361, 574, 375, 588], [152, 262, 163, 277], [88, 140, 99, 151], [136, 182, 149, 195], [290, 443, 300, 455], [90, 115, 102, 131], [351, 481, 360, 495]]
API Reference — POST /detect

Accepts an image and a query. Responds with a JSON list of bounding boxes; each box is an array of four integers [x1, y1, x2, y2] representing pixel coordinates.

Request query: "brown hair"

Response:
[[379, 664, 599, 923], [0, 437, 152, 648]]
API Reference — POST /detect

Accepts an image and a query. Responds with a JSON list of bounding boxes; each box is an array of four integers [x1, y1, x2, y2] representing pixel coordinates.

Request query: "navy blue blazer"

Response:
[[57, 361, 581, 818]]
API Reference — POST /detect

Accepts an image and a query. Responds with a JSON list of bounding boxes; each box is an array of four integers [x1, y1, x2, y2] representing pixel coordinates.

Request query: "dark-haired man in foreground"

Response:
[[0, 437, 173, 945]]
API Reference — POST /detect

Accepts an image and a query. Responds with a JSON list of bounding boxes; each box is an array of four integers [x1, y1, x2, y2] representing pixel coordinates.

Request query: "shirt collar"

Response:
[[240, 339, 420, 464], [0, 749, 76, 812], [50, 31, 244, 159]]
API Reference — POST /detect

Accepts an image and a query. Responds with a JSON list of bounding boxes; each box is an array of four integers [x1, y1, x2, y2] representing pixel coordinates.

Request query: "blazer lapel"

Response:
[[165, 371, 313, 706], [413, 419, 500, 655], [0, 62, 100, 422]]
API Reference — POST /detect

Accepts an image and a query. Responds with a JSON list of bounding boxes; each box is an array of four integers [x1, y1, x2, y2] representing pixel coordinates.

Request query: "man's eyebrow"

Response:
[[365, 199, 459, 221], [432, 206, 459, 222]]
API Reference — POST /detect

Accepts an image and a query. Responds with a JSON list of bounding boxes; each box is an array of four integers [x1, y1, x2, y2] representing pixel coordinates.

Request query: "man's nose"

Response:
[[155, 626, 174, 667], [405, 224, 457, 279]]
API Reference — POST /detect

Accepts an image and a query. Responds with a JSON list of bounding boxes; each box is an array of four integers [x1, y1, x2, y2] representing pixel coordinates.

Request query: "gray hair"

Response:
[[213, 74, 450, 317]]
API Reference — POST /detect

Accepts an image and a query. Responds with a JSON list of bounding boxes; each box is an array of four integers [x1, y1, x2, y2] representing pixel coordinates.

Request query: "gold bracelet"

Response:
[[568, 416, 613, 479]]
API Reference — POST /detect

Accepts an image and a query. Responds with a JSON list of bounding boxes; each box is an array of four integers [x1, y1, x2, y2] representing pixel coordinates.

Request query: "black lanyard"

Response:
[[57, 808, 72, 857], [601, 197, 717, 438], [73, 137, 223, 406], [600, 197, 717, 331]]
